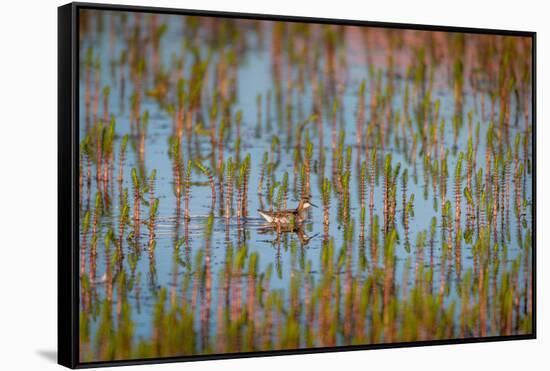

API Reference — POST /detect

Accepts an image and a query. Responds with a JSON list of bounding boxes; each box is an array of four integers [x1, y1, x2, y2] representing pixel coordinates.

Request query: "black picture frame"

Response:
[[58, 2, 536, 368]]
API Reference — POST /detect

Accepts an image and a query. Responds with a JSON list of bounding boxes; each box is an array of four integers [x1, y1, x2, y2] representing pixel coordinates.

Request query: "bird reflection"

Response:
[[258, 224, 317, 247]]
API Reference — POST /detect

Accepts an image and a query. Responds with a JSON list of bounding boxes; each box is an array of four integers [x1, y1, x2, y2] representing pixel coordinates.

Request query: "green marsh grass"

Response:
[[78, 13, 533, 362]]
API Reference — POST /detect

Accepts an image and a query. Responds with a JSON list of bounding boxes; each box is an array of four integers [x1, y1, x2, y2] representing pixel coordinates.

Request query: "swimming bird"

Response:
[[258, 196, 317, 225]]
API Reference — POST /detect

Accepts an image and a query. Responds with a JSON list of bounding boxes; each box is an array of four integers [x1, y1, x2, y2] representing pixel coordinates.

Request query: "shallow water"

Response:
[[78, 10, 533, 362]]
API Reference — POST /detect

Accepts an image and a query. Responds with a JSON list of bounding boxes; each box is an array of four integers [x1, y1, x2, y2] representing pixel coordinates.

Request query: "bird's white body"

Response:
[[257, 199, 315, 225], [258, 210, 275, 223]]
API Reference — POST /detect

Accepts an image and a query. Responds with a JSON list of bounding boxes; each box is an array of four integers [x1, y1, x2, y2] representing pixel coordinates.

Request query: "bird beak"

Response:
[[310, 202, 318, 208]]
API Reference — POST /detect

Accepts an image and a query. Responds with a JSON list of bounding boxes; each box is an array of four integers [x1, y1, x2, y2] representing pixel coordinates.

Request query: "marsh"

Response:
[[77, 9, 533, 362]]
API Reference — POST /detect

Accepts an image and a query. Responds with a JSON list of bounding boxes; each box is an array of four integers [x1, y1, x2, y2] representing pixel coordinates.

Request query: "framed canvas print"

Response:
[[58, 2, 536, 368]]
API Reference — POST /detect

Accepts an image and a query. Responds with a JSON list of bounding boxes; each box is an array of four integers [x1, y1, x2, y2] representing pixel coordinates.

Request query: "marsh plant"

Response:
[[78, 10, 533, 363]]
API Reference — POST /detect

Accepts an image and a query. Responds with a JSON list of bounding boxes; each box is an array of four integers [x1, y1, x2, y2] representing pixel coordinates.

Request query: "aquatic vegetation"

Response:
[[147, 170, 159, 251], [194, 161, 216, 210], [223, 157, 235, 219], [77, 10, 533, 363], [184, 160, 192, 221]]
